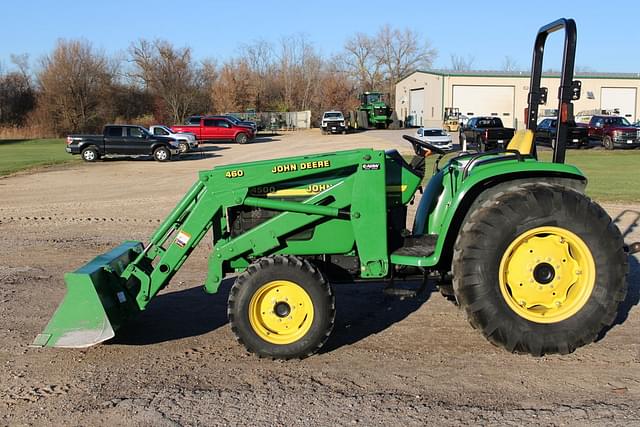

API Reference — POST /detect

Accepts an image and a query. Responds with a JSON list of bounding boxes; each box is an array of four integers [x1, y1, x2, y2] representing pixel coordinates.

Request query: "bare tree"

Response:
[[341, 33, 383, 92], [319, 58, 360, 114], [374, 25, 436, 104], [0, 53, 35, 126], [211, 59, 257, 113], [376, 26, 436, 82], [0, 70, 36, 126], [37, 39, 117, 133], [450, 54, 475, 71], [341, 26, 436, 104], [129, 39, 201, 123], [502, 55, 519, 72], [10, 54, 31, 83], [240, 40, 275, 111], [276, 34, 322, 111]]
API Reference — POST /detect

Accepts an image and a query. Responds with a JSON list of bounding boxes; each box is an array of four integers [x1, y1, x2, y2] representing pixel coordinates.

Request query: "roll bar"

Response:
[[526, 18, 581, 164]]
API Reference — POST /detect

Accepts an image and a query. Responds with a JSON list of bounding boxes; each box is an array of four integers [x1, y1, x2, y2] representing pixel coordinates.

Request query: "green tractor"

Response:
[[358, 91, 392, 129], [35, 19, 636, 359]]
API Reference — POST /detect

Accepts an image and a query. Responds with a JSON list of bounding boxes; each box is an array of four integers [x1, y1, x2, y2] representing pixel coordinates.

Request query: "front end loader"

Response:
[[35, 19, 636, 358]]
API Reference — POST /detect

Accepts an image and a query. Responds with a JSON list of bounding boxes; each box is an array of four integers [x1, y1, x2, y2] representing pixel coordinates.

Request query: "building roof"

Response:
[[403, 69, 640, 80]]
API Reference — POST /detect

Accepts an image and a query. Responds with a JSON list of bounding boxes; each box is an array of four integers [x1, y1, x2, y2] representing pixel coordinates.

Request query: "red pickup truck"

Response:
[[172, 117, 255, 144], [576, 115, 640, 149]]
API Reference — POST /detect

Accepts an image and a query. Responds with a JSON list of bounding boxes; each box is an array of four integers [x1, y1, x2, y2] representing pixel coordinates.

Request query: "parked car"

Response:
[[535, 118, 589, 149], [213, 115, 258, 132], [149, 125, 198, 153], [184, 115, 203, 125], [65, 125, 180, 162], [576, 115, 640, 149], [460, 116, 515, 151], [416, 127, 453, 150], [172, 117, 255, 144], [185, 115, 258, 132], [321, 111, 348, 134]]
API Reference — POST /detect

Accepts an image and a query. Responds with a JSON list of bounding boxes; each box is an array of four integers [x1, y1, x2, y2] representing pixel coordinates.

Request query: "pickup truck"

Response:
[[66, 125, 181, 162], [460, 117, 515, 151], [576, 115, 640, 149], [149, 125, 198, 153], [535, 118, 589, 149], [321, 111, 348, 134], [173, 116, 255, 144]]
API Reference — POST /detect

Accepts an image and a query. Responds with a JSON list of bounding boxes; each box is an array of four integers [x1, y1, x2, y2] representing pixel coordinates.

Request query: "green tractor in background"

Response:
[[358, 92, 393, 129], [35, 19, 637, 359]]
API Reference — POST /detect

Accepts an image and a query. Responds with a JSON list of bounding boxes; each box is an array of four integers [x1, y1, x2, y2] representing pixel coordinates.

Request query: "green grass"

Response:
[[0, 139, 78, 176], [1, 139, 638, 204], [541, 149, 640, 203]]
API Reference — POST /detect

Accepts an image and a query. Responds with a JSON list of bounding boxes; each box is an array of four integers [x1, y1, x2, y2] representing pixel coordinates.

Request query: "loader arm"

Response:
[[35, 148, 406, 347]]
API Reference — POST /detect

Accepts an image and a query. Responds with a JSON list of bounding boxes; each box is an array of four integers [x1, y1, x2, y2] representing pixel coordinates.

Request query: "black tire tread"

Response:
[[227, 255, 335, 359], [81, 146, 99, 162], [452, 182, 628, 356]]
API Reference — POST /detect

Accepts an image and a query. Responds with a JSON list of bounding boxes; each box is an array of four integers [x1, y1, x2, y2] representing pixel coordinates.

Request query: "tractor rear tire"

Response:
[[228, 255, 335, 359], [452, 183, 627, 356]]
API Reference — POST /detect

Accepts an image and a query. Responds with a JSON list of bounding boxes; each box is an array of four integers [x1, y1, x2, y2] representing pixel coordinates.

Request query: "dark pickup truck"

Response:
[[535, 118, 589, 148], [66, 125, 181, 162], [460, 117, 515, 151], [576, 115, 640, 149]]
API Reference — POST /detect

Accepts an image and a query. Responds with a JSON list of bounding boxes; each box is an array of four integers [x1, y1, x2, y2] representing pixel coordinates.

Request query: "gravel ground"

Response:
[[0, 129, 638, 426]]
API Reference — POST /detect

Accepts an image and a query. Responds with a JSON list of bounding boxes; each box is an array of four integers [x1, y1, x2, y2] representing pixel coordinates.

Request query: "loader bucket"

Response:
[[32, 241, 143, 348]]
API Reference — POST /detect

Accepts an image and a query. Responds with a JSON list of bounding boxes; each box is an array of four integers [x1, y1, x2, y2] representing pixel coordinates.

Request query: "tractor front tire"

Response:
[[228, 255, 335, 359], [452, 183, 627, 356]]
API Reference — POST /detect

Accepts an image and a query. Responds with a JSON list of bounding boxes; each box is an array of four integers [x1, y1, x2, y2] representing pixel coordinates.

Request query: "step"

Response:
[[391, 234, 438, 257]]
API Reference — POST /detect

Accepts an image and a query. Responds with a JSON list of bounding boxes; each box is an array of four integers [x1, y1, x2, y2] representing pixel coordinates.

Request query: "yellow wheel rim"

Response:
[[248, 280, 314, 345], [499, 226, 595, 323]]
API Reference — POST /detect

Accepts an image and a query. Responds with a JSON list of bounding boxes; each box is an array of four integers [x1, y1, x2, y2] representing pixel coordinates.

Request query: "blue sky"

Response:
[[0, 0, 638, 74]]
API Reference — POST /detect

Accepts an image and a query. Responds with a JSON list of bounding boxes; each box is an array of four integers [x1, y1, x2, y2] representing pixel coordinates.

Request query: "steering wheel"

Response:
[[402, 135, 446, 155]]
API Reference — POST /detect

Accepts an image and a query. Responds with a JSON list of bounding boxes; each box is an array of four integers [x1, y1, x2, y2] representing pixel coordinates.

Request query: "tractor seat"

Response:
[[506, 130, 534, 155]]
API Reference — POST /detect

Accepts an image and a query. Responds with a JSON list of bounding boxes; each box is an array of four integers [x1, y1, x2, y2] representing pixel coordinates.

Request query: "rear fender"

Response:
[[79, 142, 102, 154], [413, 161, 586, 268]]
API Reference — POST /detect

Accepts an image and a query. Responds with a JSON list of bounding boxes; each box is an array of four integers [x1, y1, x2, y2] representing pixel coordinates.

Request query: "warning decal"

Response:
[[175, 230, 191, 248]]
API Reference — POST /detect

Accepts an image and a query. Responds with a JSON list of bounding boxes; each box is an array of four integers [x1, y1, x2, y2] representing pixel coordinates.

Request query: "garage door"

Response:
[[453, 85, 515, 127], [601, 87, 637, 121], [409, 88, 425, 127]]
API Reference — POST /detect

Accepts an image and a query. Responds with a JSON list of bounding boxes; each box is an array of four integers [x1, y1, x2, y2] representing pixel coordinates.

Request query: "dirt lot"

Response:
[[1, 129, 639, 426]]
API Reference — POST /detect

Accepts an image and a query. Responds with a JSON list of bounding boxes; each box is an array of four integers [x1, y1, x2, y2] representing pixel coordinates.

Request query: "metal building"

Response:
[[395, 70, 640, 129]]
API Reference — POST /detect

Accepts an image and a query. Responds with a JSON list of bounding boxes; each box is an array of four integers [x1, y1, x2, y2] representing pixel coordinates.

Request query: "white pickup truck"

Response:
[[149, 125, 198, 153]]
